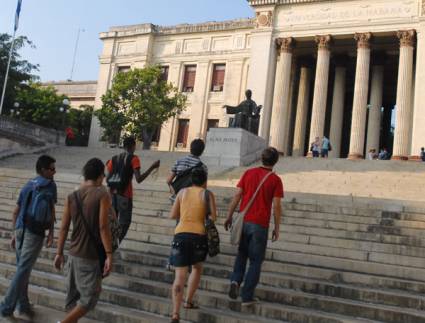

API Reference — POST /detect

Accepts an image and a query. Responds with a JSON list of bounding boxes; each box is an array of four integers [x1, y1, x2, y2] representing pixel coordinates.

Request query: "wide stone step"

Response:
[[0, 262, 285, 323], [0, 257, 388, 323], [4, 233, 425, 318]]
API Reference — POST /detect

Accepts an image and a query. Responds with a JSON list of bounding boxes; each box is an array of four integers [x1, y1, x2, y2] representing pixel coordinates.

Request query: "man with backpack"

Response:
[[0, 155, 57, 320], [224, 147, 283, 306], [166, 139, 208, 199], [106, 136, 160, 242]]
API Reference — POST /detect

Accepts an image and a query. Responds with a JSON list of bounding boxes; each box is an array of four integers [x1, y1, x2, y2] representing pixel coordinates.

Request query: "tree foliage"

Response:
[[14, 82, 68, 129], [0, 33, 39, 112], [95, 66, 187, 147]]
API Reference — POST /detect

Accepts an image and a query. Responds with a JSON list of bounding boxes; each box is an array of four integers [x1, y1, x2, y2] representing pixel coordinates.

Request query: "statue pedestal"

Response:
[[203, 128, 267, 167]]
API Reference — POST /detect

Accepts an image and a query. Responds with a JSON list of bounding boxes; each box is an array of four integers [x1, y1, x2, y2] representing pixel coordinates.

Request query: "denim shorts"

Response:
[[170, 233, 208, 267]]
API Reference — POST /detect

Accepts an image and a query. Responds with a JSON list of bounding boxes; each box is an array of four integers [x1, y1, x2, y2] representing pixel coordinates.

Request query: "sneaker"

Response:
[[241, 298, 260, 306], [14, 310, 34, 321], [228, 282, 240, 300]]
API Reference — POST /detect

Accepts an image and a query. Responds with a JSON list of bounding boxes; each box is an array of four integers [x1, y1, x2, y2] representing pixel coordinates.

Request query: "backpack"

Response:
[[21, 177, 55, 235], [171, 161, 203, 195], [106, 153, 134, 194]]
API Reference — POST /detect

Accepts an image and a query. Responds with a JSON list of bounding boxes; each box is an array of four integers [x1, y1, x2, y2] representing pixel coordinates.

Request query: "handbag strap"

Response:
[[73, 191, 101, 247], [240, 170, 274, 214], [204, 189, 211, 220]]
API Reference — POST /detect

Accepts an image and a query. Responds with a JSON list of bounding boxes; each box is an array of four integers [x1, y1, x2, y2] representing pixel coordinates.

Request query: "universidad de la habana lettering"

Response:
[[88, 0, 425, 161]]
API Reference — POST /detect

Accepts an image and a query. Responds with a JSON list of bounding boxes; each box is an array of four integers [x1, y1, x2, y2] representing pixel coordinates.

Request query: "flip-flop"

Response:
[[183, 301, 199, 309]]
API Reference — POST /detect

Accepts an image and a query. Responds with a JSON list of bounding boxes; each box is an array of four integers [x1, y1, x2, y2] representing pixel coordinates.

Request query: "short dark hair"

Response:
[[123, 136, 136, 149], [261, 147, 279, 167], [191, 167, 207, 186], [36, 155, 56, 174], [82, 158, 105, 181], [190, 139, 205, 157]]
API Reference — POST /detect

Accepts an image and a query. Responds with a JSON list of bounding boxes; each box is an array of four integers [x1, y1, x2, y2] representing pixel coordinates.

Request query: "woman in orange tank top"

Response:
[[169, 168, 217, 323]]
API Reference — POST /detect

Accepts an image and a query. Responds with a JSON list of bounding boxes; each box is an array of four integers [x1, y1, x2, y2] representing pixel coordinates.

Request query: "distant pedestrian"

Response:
[[310, 137, 320, 158], [378, 148, 390, 160], [321, 136, 331, 158], [106, 136, 160, 241], [65, 127, 75, 146], [0, 155, 57, 320], [224, 147, 283, 306], [421, 147, 425, 162], [54, 158, 113, 323], [169, 167, 217, 323]]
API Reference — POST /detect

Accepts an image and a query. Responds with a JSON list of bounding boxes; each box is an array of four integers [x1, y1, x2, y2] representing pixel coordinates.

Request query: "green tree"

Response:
[[0, 33, 39, 112], [15, 82, 68, 129], [95, 66, 187, 149]]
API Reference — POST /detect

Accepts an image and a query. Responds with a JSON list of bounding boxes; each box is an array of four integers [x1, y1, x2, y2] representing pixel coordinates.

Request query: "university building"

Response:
[[89, 0, 425, 160]]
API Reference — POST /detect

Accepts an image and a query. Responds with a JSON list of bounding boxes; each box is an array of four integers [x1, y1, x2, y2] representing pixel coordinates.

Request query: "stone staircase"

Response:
[[1, 170, 425, 322]]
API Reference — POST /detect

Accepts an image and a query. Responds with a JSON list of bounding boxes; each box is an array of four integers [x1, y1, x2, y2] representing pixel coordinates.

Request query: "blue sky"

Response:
[[1, 0, 253, 82]]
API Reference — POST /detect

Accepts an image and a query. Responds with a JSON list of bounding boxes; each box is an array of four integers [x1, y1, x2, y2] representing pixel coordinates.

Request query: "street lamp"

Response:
[[59, 98, 70, 129]]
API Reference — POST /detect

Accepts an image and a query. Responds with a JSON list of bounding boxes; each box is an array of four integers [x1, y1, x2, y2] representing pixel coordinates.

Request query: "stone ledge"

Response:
[[102, 18, 255, 39]]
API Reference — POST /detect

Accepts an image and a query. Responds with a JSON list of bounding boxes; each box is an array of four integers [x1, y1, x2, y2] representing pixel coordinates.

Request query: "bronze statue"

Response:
[[223, 90, 262, 135]]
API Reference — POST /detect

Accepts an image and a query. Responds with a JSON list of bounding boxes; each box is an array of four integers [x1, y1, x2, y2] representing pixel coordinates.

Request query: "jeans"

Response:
[[0, 229, 44, 315], [230, 222, 268, 302], [112, 194, 133, 242]]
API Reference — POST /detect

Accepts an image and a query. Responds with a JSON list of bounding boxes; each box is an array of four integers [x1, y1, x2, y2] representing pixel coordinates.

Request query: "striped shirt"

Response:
[[171, 155, 208, 175]]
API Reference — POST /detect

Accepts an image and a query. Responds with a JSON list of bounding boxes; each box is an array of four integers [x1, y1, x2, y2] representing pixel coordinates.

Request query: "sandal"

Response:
[[170, 313, 179, 323], [183, 301, 199, 309]]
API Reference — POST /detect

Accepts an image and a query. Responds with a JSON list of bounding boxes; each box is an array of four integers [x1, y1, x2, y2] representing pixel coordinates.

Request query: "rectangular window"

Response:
[[182, 65, 196, 92], [176, 119, 190, 148], [211, 64, 226, 92], [117, 66, 131, 74], [207, 119, 219, 131], [160, 66, 169, 82]]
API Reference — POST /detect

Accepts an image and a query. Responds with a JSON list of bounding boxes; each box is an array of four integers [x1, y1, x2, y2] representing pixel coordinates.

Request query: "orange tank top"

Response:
[[175, 186, 206, 235]]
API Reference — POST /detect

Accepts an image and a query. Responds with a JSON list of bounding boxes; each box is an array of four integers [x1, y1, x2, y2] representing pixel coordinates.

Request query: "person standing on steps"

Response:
[[106, 136, 160, 242], [169, 168, 217, 323], [0, 155, 57, 320], [166, 138, 208, 201], [224, 147, 283, 306], [54, 158, 113, 323], [310, 137, 321, 158]]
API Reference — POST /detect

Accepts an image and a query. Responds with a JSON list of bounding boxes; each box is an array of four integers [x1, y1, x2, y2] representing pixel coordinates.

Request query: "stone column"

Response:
[[292, 66, 312, 156], [393, 30, 416, 160], [366, 65, 384, 154], [270, 37, 294, 153], [329, 63, 347, 158], [410, 26, 425, 159], [348, 32, 372, 159], [308, 35, 332, 149]]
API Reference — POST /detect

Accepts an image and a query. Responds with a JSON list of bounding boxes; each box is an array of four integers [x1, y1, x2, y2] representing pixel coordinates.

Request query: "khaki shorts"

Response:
[[65, 255, 102, 311]]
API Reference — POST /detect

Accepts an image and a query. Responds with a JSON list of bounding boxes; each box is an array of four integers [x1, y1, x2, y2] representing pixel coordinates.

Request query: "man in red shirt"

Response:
[[106, 137, 159, 241], [224, 147, 283, 305]]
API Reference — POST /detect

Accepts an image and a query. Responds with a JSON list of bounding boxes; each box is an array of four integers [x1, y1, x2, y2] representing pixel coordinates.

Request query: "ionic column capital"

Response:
[[315, 35, 332, 51], [276, 37, 295, 54], [354, 32, 372, 49], [397, 30, 416, 48]]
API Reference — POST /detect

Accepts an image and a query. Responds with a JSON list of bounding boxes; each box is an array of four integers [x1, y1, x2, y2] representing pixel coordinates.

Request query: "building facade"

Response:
[[43, 81, 97, 109], [89, 0, 425, 160]]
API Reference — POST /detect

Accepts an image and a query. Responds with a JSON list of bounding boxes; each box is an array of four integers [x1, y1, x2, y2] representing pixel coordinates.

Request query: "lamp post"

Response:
[[59, 98, 70, 129], [10, 102, 19, 118]]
